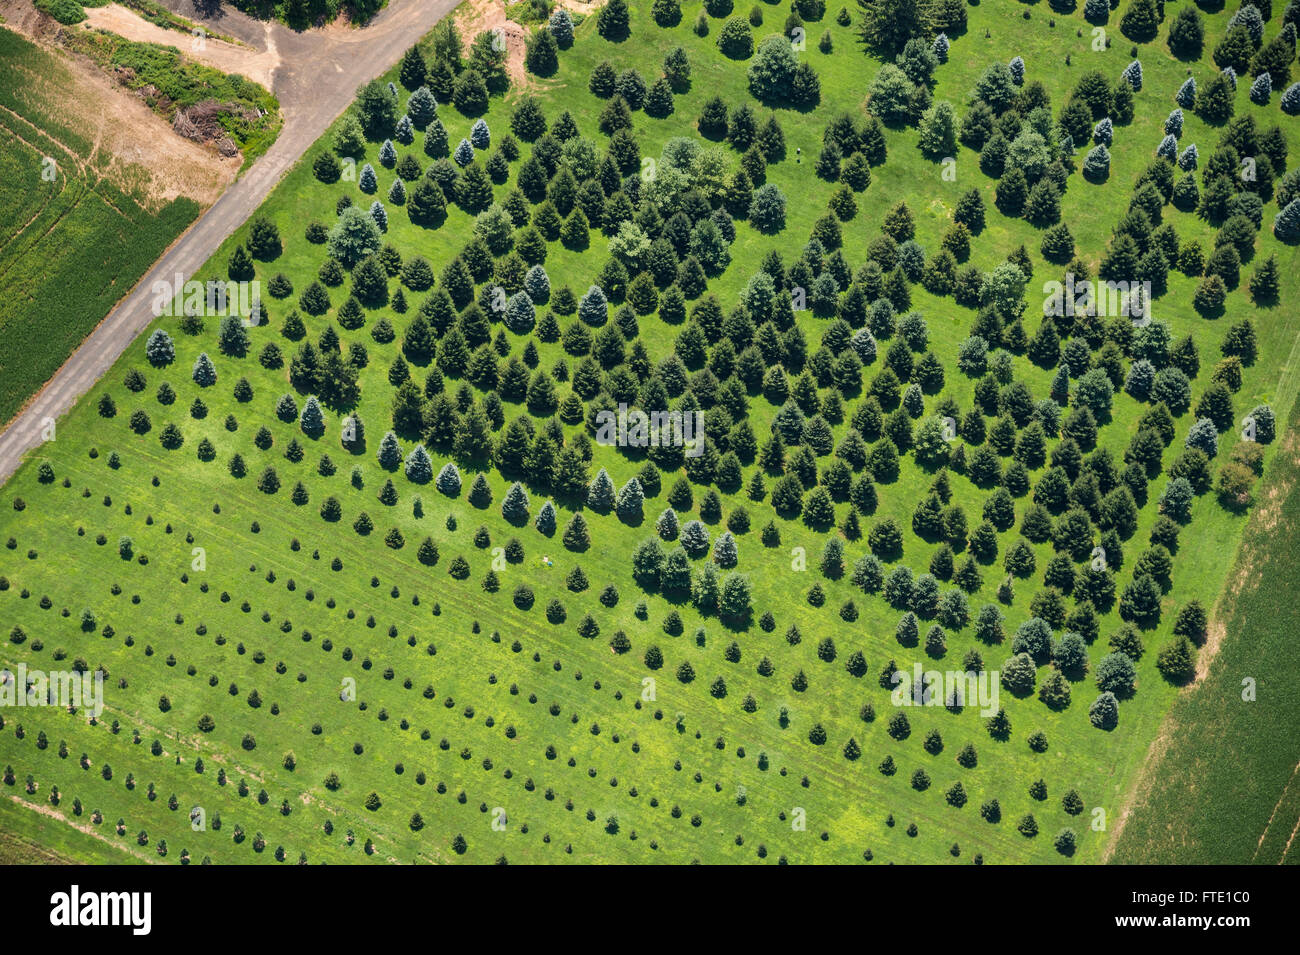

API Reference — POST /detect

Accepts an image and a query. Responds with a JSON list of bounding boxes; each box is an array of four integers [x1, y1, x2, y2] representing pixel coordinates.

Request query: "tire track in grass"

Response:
[[1252, 758, 1300, 863], [0, 127, 67, 255], [20, 463, 1043, 863], [1, 488, 711, 861], [1, 682, 447, 864], [6, 795, 153, 863], [25, 438, 1066, 862], [0, 106, 80, 269]]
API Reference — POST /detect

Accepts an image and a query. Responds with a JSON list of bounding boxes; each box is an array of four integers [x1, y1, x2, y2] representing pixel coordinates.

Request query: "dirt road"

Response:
[[83, 4, 282, 90], [0, 0, 463, 484]]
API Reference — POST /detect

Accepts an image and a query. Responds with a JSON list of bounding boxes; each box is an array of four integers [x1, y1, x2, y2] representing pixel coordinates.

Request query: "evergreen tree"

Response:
[[597, 0, 631, 40]]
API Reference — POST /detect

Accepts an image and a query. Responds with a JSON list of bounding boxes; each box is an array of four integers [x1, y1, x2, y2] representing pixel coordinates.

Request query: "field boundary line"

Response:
[[1104, 410, 1300, 862]]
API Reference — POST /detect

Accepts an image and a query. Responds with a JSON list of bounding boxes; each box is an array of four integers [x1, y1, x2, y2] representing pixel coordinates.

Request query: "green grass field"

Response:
[[0, 793, 132, 864], [1112, 399, 1300, 864], [0, 26, 201, 427], [1, 0, 1298, 863]]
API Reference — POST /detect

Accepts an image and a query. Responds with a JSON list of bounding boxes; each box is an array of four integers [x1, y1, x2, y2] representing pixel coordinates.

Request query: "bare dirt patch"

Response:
[[0, 0, 237, 206], [65, 72, 238, 206], [458, 0, 530, 88], [0, 0, 46, 34], [1195, 618, 1227, 683], [84, 3, 281, 90]]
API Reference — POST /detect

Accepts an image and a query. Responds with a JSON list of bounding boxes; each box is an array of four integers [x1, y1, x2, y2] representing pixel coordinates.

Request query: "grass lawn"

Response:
[[0, 0, 1298, 863]]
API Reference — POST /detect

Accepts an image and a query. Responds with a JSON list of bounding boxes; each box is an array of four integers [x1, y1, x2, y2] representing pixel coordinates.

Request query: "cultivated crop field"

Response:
[[0, 26, 201, 426], [2, 0, 1299, 864], [1112, 400, 1300, 864]]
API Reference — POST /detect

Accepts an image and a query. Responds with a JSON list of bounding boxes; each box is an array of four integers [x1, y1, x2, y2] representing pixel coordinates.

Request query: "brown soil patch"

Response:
[[84, 3, 280, 91], [318, 10, 362, 38], [457, 0, 530, 88], [1195, 618, 1227, 683], [0, 0, 237, 206], [0, 0, 45, 34]]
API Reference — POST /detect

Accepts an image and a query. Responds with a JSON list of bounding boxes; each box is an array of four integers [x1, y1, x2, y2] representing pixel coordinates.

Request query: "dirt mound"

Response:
[[173, 99, 241, 155]]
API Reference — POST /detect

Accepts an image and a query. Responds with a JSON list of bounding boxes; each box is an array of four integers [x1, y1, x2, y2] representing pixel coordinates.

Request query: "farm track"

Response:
[[6, 795, 154, 863], [0, 106, 75, 263], [1, 106, 145, 229], [1253, 757, 1300, 863], [0, 0, 464, 483]]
